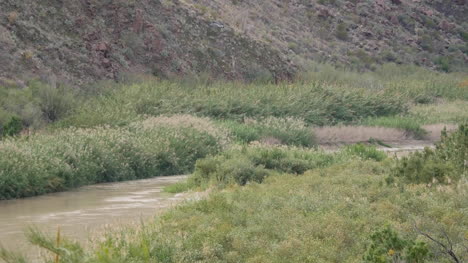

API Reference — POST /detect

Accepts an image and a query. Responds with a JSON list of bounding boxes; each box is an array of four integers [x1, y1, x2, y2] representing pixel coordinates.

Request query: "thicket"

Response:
[[0, 116, 227, 199]]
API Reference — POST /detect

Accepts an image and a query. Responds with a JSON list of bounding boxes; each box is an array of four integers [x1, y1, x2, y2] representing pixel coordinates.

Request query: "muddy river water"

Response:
[[0, 175, 187, 258]]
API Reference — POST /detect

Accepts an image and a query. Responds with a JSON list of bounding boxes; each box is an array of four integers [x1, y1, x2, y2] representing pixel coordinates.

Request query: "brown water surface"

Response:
[[0, 175, 186, 258]]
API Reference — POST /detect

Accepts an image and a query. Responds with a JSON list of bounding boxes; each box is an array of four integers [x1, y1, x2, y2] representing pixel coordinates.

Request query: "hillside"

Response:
[[0, 0, 467, 86]]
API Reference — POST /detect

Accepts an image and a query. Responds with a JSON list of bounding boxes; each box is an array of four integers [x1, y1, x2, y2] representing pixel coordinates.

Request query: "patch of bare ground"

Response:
[[314, 123, 457, 146], [422, 123, 458, 142]]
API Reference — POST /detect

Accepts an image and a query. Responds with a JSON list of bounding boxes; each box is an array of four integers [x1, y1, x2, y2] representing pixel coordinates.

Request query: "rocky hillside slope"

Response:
[[0, 0, 466, 86]]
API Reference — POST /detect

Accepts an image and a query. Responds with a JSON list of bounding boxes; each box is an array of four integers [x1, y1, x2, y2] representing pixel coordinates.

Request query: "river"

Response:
[[0, 175, 187, 260]]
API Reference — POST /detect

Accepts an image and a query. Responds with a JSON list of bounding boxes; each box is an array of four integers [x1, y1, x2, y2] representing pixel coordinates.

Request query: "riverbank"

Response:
[[3, 124, 466, 263]]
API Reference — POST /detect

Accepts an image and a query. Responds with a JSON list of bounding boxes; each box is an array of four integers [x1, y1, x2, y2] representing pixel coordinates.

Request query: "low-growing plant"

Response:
[[345, 144, 387, 161], [164, 181, 191, 193]]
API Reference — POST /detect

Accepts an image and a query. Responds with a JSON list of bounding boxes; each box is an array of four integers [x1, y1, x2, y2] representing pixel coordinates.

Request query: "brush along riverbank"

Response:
[[2, 125, 466, 263]]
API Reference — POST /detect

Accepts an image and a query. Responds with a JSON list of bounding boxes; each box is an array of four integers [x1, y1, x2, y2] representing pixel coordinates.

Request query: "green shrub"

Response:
[[363, 225, 429, 263], [2, 116, 23, 137], [32, 82, 76, 122], [0, 81, 78, 131], [391, 124, 467, 184]]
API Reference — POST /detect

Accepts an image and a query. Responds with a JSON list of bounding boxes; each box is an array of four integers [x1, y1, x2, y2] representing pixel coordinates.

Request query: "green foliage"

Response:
[[58, 76, 410, 128], [0, 80, 77, 131], [11, 161, 466, 262], [363, 225, 429, 263], [345, 144, 387, 161], [0, 116, 226, 199], [32, 81, 76, 122], [1, 116, 23, 137], [189, 144, 367, 188], [391, 124, 468, 184]]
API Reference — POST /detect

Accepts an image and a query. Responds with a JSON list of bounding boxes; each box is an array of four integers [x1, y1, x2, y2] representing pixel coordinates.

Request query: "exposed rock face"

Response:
[[0, 0, 466, 86], [0, 0, 295, 85]]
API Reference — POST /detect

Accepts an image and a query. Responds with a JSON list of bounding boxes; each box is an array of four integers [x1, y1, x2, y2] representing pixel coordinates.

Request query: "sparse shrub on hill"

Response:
[[335, 22, 348, 41]]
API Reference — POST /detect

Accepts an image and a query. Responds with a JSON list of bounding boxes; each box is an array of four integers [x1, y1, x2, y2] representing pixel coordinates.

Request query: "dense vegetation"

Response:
[[3, 128, 466, 262], [1, 64, 467, 199], [2, 64, 466, 139], [0, 116, 227, 199], [0, 64, 467, 262]]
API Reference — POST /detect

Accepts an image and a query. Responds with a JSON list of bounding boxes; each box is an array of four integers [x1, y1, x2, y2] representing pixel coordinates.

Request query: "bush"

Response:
[[336, 22, 348, 41], [391, 124, 467, 184], [1, 116, 23, 137], [363, 225, 429, 263], [0, 116, 226, 200]]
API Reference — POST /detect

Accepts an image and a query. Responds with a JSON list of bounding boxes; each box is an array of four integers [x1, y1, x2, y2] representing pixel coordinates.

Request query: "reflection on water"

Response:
[[0, 176, 186, 256]]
